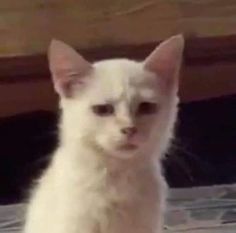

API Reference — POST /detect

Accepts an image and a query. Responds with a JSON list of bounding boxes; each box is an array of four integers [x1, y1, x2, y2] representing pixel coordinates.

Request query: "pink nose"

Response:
[[121, 127, 137, 137]]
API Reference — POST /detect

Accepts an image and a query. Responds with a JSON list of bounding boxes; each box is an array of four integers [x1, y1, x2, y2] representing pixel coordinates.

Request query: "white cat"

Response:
[[23, 35, 184, 233]]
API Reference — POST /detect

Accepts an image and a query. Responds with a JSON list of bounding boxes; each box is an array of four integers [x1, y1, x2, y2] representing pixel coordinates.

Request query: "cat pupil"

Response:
[[92, 104, 114, 116], [137, 102, 157, 115]]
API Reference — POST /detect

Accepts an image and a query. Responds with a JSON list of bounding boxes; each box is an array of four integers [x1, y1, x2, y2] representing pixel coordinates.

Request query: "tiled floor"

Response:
[[0, 184, 236, 233]]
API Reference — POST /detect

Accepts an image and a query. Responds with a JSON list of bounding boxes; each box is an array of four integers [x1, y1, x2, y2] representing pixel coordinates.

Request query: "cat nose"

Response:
[[121, 127, 137, 137]]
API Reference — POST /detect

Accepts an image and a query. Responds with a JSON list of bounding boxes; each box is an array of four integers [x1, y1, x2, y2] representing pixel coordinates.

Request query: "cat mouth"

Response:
[[117, 143, 138, 151]]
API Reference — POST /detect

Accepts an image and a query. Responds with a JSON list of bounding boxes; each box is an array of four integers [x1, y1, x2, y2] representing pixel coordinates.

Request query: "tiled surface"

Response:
[[0, 184, 236, 233], [165, 184, 236, 232]]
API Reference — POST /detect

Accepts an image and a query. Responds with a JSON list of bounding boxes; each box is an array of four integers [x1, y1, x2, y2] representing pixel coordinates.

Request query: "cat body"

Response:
[[23, 35, 184, 233]]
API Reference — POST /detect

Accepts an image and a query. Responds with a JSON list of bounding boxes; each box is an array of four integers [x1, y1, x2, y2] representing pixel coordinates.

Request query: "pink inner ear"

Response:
[[144, 35, 184, 88], [48, 40, 92, 97]]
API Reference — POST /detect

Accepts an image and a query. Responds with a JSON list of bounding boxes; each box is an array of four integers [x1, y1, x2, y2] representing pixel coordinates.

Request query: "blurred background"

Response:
[[0, 0, 236, 204]]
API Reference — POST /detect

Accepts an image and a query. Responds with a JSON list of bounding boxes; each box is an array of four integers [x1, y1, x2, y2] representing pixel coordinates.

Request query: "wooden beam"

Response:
[[1, 35, 236, 79], [0, 79, 57, 117], [0, 35, 236, 117]]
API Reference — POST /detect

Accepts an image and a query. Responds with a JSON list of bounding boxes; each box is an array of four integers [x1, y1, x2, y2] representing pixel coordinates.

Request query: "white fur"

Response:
[[23, 36, 183, 233]]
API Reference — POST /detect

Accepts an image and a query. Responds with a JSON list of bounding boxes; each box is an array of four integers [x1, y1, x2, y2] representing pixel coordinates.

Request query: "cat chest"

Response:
[[72, 180, 160, 233]]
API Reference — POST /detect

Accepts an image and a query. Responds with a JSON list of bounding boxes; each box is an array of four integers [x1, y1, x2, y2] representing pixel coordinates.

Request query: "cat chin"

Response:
[[109, 150, 138, 160], [103, 144, 140, 159]]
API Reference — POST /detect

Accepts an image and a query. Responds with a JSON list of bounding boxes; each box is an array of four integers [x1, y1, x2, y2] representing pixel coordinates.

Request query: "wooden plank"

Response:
[[0, 0, 236, 56], [0, 35, 236, 117], [0, 79, 57, 117], [2, 35, 236, 78], [180, 63, 236, 102]]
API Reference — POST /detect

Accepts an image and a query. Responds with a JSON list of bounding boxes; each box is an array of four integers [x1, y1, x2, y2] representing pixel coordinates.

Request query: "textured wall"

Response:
[[0, 0, 236, 56]]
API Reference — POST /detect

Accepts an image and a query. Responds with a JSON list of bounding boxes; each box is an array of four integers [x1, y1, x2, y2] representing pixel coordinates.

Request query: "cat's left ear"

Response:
[[48, 39, 92, 97], [144, 35, 184, 91]]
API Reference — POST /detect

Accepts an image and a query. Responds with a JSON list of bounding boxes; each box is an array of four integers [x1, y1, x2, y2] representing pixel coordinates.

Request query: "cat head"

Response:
[[48, 35, 184, 159]]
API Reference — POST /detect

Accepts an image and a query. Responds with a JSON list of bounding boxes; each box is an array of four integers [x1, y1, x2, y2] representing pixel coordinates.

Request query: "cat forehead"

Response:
[[94, 59, 144, 81], [85, 59, 160, 102]]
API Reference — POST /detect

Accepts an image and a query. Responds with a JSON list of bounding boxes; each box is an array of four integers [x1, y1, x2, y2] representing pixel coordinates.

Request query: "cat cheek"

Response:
[[137, 118, 155, 132], [95, 132, 113, 151]]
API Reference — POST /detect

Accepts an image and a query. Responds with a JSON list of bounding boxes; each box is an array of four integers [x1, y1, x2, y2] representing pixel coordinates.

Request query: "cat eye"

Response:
[[137, 102, 158, 115], [92, 104, 114, 116]]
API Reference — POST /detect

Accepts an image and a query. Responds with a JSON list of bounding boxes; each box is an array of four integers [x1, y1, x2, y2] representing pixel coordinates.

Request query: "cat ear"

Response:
[[144, 35, 184, 90], [48, 39, 92, 97]]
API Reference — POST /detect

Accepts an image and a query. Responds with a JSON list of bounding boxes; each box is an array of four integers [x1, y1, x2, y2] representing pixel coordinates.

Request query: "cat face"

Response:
[[48, 36, 184, 159], [61, 60, 163, 158]]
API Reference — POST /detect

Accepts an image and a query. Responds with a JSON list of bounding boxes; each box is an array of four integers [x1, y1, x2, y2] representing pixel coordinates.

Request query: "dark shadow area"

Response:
[[165, 95, 236, 187], [0, 111, 58, 204]]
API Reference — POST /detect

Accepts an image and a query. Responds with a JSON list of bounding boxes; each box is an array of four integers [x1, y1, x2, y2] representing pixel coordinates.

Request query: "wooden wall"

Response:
[[0, 1, 236, 117], [1, 0, 236, 56]]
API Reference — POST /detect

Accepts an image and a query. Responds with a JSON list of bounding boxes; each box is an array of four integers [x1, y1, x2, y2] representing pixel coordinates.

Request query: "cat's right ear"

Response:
[[48, 40, 92, 97], [144, 35, 184, 92]]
